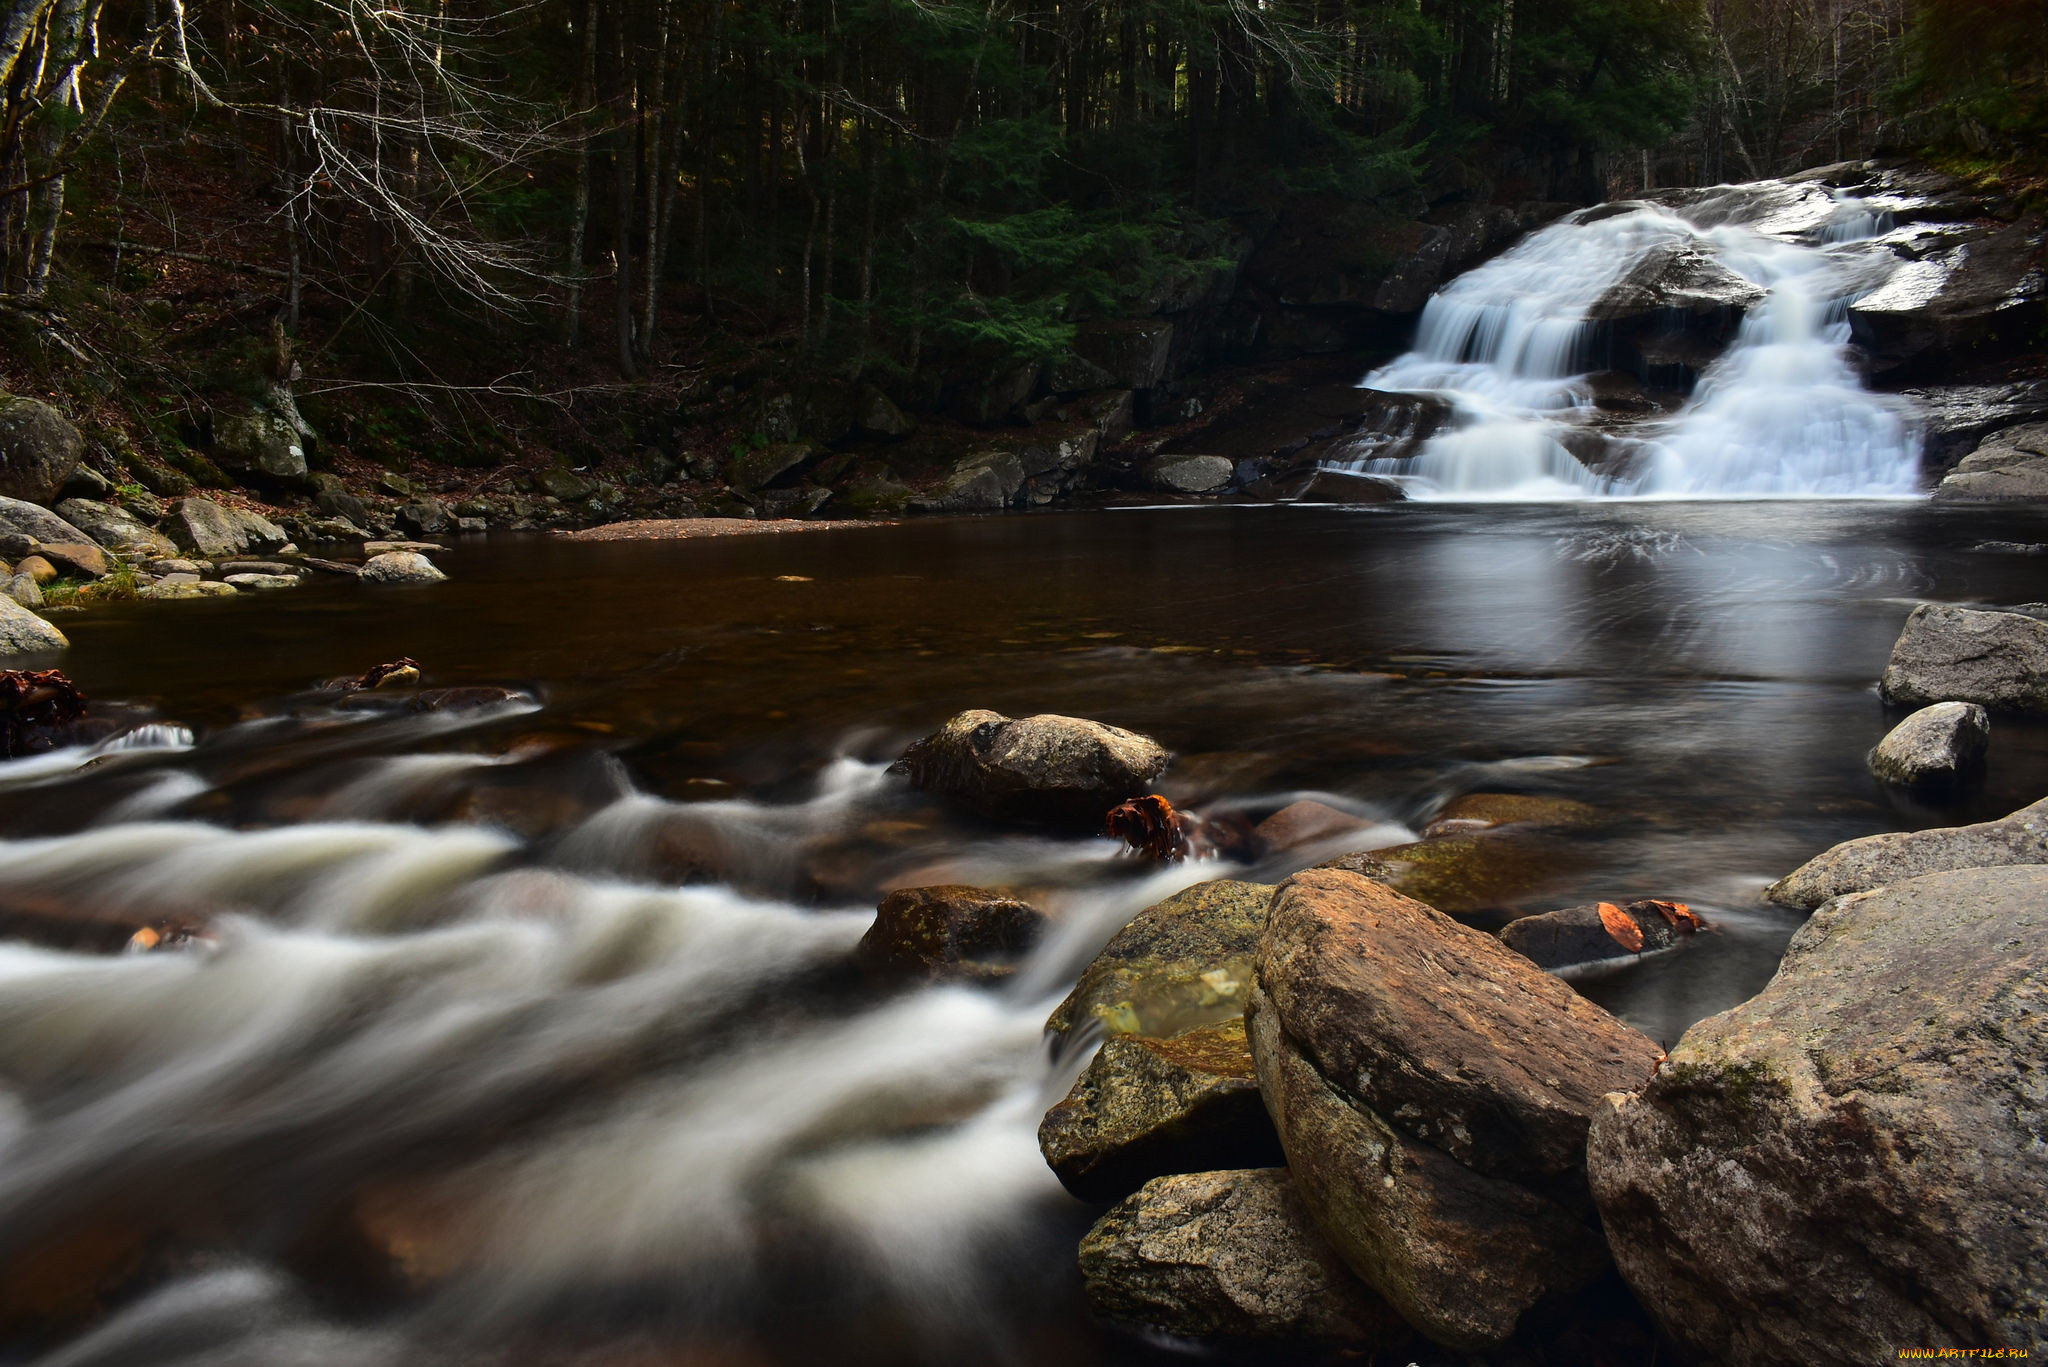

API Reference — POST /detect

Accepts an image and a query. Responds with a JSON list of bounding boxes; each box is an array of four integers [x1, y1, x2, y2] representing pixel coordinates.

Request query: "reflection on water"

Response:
[[4, 503, 2047, 1365]]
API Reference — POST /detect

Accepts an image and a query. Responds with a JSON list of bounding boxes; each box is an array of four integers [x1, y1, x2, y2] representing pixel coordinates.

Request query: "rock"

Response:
[[146, 558, 201, 576], [727, 441, 820, 493], [1146, 454, 1233, 493], [910, 450, 1026, 513], [1850, 217, 2047, 381], [395, 500, 451, 537], [0, 495, 93, 548], [1364, 829, 1580, 918], [891, 708, 1170, 828], [3, 574, 42, 608], [14, 556, 56, 585], [1047, 879, 1274, 1040], [951, 361, 1040, 427], [141, 580, 238, 600], [301, 516, 366, 542], [1869, 701, 1990, 786], [855, 885, 1047, 983], [1292, 469, 1405, 503], [0, 396, 84, 504], [1078, 1168, 1410, 1346], [52, 499, 176, 556], [34, 543, 109, 580], [1587, 866, 2048, 1365], [224, 573, 299, 591], [58, 464, 113, 501], [310, 473, 371, 527], [1879, 603, 2048, 712], [219, 560, 301, 578], [1071, 388, 1135, 445], [1075, 322, 1174, 391], [1932, 421, 2048, 501], [1248, 868, 1663, 1349], [168, 498, 287, 558], [1764, 795, 2048, 909], [1251, 800, 1372, 857], [361, 540, 442, 556], [0, 594, 67, 653], [1422, 791, 1599, 837], [535, 467, 595, 502], [211, 410, 309, 482], [856, 386, 915, 439], [1498, 898, 1704, 972], [1589, 241, 1768, 324], [359, 551, 447, 585], [1040, 1018, 1283, 1203]]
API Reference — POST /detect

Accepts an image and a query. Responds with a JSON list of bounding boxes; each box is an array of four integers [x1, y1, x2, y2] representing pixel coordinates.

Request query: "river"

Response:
[[4, 500, 2047, 1366]]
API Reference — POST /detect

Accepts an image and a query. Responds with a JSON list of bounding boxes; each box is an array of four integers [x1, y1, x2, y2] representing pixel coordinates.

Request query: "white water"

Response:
[[1350, 181, 1924, 500]]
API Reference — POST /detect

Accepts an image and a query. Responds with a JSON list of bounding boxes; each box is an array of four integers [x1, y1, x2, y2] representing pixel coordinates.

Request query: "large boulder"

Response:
[[1764, 795, 2048, 909], [1932, 422, 2048, 501], [211, 410, 309, 483], [855, 885, 1046, 983], [0, 397, 83, 504], [0, 594, 67, 655], [1868, 701, 1990, 787], [1045, 879, 1274, 1041], [1078, 1168, 1410, 1346], [1039, 1018, 1282, 1203], [168, 498, 287, 558], [891, 709, 1169, 828], [52, 499, 176, 557], [360, 551, 447, 585], [0, 496, 94, 549], [1850, 218, 2047, 381], [1588, 866, 2048, 1365], [1146, 454, 1233, 494], [909, 451, 1026, 513], [1248, 868, 1663, 1349], [1879, 603, 2048, 712]]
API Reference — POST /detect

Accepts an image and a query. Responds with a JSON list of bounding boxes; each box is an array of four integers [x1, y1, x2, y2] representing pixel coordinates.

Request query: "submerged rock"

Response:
[[1249, 868, 1662, 1350], [1079, 1168, 1410, 1346], [1765, 795, 2048, 909], [855, 884, 1047, 983], [360, 551, 447, 585], [891, 709, 1169, 829], [1039, 1018, 1282, 1203], [1880, 603, 2048, 712], [1589, 866, 2048, 1365], [1046, 878, 1273, 1041], [1499, 898, 1704, 971], [0, 594, 67, 654], [1251, 799, 1373, 857], [1868, 701, 1989, 786]]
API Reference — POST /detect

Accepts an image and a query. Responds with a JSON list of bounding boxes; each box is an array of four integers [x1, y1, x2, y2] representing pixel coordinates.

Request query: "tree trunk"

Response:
[[562, 0, 599, 346]]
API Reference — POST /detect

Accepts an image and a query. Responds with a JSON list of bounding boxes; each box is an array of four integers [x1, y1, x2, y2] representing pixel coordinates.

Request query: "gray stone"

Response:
[[1588, 866, 2048, 1366], [168, 498, 287, 558], [1078, 1168, 1410, 1346], [535, 468, 595, 502], [359, 551, 447, 585], [3, 574, 42, 608], [952, 362, 1040, 427], [891, 707, 1169, 828], [856, 386, 915, 439], [310, 474, 371, 528], [1047, 879, 1274, 1040], [1039, 1018, 1282, 1203], [910, 451, 1026, 513], [1880, 604, 2048, 712], [1249, 868, 1662, 1350], [726, 442, 819, 493], [142, 580, 238, 600], [1074, 321, 1174, 390], [0, 593, 67, 654], [1932, 422, 2048, 501], [361, 540, 442, 556], [59, 464, 114, 501], [0, 495, 93, 549], [1869, 701, 1990, 786], [223, 573, 299, 591], [1765, 795, 2048, 909], [53, 499, 176, 556], [395, 500, 451, 536], [211, 410, 308, 482], [0, 396, 84, 505], [1147, 455, 1233, 493]]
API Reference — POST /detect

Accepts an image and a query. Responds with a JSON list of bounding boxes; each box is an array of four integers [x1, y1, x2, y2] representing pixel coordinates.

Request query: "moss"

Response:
[[41, 565, 142, 608]]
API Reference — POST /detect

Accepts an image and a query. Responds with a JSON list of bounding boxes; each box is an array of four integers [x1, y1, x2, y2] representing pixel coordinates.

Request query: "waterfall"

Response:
[[1346, 182, 1923, 500]]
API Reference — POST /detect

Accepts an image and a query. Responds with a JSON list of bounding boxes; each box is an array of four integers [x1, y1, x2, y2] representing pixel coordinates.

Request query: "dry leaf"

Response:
[[1597, 901, 1645, 952], [1637, 899, 1703, 932]]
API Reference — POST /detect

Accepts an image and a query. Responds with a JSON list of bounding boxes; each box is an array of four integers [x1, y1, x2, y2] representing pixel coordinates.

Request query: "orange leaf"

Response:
[[1638, 899, 1703, 932], [1597, 901, 1644, 952]]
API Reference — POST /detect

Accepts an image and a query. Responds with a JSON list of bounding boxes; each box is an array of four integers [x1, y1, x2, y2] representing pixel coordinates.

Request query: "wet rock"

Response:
[[891, 708, 1169, 828], [142, 580, 238, 600], [1248, 868, 1662, 1349], [53, 499, 176, 556], [360, 551, 447, 585], [1047, 879, 1274, 1040], [1078, 1168, 1410, 1346], [855, 884, 1047, 983], [1590, 241, 1767, 324], [224, 573, 299, 591], [1879, 603, 2048, 712], [1146, 454, 1233, 493], [1588, 866, 2048, 1366], [1040, 1018, 1283, 1203], [1499, 898, 1704, 972], [168, 498, 287, 558], [0, 495, 93, 548], [1251, 800, 1372, 857], [910, 450, 1025, 512], [0, 593, 68, 654], [1869, 701, 1990, 786], [1423, 791, 1599, 836], [1365, 829, 1579, 919], [211, 409, 309, 482], [1764, 795, 2048, 909], [1931, 421, 2048, 501], [0, 395, 84, 504], [36, 542, 110, 580], [1850, 218, 2048, 380], [1291, 469, 1405, 503]]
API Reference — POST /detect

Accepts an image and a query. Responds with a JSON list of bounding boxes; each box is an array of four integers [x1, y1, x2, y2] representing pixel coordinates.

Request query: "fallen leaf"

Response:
[[1637, 899, 1703, 932], [1597, 901, 1644, 952]]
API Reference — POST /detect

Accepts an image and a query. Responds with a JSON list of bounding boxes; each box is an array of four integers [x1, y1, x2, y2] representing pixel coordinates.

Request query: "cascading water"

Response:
[[1346, 181, 1925, 499]]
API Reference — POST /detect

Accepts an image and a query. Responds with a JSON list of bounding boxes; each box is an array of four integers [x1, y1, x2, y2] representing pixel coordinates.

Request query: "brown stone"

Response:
[[35, 541, 111, 580], [856, 884, 1047, 983], [1251, 799, 1371, 856], [1046, 878, 1273, 1040], [890, 708, 1170, 829]]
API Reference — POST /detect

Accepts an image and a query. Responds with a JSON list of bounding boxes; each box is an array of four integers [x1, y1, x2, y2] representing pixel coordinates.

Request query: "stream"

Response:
[[2, 502, 2047, 1365]]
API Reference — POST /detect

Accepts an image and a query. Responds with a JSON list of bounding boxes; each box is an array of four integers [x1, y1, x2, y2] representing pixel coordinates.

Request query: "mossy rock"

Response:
[[1047, 879, 1275, 1040]]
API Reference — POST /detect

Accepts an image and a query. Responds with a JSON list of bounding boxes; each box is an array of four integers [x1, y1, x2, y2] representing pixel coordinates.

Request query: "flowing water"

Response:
[[3, 505, 2047, 1366], [1350, 180, 1925, 498]]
